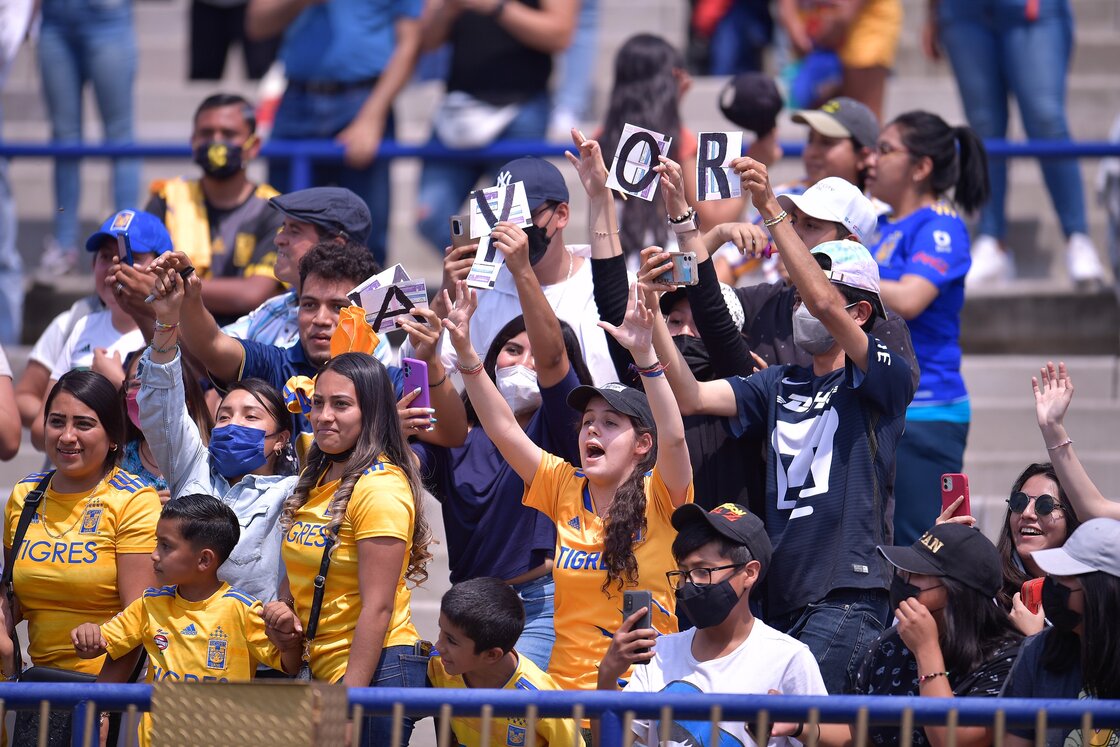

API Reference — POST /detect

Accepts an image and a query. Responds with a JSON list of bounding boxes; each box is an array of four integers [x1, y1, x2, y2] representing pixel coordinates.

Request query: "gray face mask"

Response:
[[792, 303, 854, 355]]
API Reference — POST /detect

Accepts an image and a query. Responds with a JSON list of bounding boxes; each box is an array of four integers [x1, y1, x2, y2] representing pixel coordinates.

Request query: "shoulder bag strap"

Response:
[[303, 535, 336, 645], [3, 471, 55, 674]]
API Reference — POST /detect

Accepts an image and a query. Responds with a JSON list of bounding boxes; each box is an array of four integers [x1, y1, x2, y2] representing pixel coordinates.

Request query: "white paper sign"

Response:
[[696, 131, 743, 201], [347, 265, 430, 332], [605, 123, 673, 201], [466, 180, 533, 290]]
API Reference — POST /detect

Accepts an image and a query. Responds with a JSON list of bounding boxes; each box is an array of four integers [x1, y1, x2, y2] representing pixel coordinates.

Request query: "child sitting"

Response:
[[71, 494, 301, 743], [429, 577, 578, 747]]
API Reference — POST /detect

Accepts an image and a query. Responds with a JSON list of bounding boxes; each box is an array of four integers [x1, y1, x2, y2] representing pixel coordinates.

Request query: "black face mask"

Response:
[[193, 140, 246, 180], [890, 574, 922, 611], [1042, 576, 1082, 632], [672, 334, 712, 381], [674, 578, 742, 629], [524, 223, 554, 266]]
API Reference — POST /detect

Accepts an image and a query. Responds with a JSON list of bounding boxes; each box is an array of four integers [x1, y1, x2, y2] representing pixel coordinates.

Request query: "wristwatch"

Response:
[[668, 207, 700, 234]]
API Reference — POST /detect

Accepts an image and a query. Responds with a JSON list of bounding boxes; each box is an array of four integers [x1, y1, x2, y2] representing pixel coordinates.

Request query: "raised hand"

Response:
[[1033, 360, 1074, 430], [717, 222, 772, 259], [731, 157, 778, 212], [490, 221, 531, 274], [599, 283, 655, 358], [596, 606, 657, 686], [440, 280, 479, 358], [564, 128, 610, 199], [654, 155, 690, 220], [396, 306, 443, 364], [636, 245, 675, 291]]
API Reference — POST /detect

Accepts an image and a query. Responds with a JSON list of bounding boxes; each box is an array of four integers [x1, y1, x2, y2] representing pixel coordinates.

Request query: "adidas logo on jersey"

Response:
[[567, 516, 580, 530], [180, 624, 198, 636]]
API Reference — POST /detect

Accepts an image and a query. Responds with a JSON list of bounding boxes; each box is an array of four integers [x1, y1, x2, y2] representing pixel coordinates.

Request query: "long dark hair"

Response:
[[937, 576, 1021, 676], [45, 370, 125, 473], [599, 413, 656, 595], [221, 378, 295, 476], [280, 353, 431, 585], [995, 463, 1080, 609], [1042, 571, 1120, 698], [600, 33, 684, 255], [891, 110, 990, 214], [463, 316, 594, 426], [122, 350, 214, 446]]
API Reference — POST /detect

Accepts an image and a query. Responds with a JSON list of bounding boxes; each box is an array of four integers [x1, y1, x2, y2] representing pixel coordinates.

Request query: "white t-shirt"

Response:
[[626, 620, 828, 747], [51, 311, 145, 380]]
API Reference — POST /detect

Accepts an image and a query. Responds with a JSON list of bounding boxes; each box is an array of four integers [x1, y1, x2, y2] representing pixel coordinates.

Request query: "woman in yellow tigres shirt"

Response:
[[264, 353, 434, 747], [3, 370, 160, 745]]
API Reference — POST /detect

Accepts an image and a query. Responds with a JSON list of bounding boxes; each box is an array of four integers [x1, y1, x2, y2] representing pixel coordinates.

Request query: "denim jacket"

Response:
[[137, 349, 296, 602]]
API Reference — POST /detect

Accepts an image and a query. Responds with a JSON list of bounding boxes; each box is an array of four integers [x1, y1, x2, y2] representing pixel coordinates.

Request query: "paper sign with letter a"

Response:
[[466, 180, 533, 290], [696, 131, 743, 201], [348, 265, 430, 333], [605, 124, 672, 202]]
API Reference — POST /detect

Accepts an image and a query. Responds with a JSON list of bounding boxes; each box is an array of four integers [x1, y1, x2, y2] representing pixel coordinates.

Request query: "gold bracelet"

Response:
[[763, 210, 789, 228], [593, 229, 619, 238]]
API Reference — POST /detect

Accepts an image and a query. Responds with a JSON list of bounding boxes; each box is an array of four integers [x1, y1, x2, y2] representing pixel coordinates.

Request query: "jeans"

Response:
[[511, 573, 556, 672], [269, 85, 394, 266], [37, 0, 139, 250], [355, 644, 429, 747], [938, 0, 1087, 239], [416, 93, 551, 253], [0, 107, 24, 344], [551, 0, 599, 120], [769, 588, 890, 694], [709, 0, 773, 75], [893, 419, 969, 547]]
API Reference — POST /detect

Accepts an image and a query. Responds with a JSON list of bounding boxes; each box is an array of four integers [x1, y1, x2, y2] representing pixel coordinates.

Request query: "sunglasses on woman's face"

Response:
[[1007, 491, 1066, 516]]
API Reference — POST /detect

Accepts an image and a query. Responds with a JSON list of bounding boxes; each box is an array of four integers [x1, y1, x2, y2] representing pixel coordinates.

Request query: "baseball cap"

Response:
[[792, 97, 879, 149], [671, 503, 772, 578], [1031, 518, 1120, 577], [659, 283, 746, 331], [269, 187, 372, 245], [811, 239, 886, 318], [878, 523, 1002, 597], [567, 382, 653, 430], [496, 157, 569, 211], [778, 176, 878, 244], [718, 72, 783, 136], [85, 209, 173, 255]]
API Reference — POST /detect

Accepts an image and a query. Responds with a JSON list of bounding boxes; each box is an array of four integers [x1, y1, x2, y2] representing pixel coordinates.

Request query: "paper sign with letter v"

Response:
[[605, 123, 672, 201], [696, 131, 743, 201], [466, 179, 533, 290], [348, 264, 430, 333]]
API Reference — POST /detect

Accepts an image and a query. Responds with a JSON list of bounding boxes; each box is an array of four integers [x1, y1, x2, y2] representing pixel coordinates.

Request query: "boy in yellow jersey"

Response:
[[429, 578, 579, 747], [71, 494, 301, 744]]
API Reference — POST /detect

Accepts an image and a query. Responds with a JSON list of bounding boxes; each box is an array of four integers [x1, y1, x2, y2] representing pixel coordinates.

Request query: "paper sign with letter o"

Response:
[[605, 124, 673, 201], [696, 131, 743, 201]]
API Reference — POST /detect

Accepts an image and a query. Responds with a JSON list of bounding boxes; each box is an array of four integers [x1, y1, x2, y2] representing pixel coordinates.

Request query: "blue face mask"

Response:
[[209, 424, 269, 479]]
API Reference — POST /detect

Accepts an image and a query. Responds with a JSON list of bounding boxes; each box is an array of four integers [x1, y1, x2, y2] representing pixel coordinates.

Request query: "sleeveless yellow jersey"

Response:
[[523, 451, 693, 691], [428, 653, 579, 747], [4, 468, 160, 674], [281, 461, 420, 683]]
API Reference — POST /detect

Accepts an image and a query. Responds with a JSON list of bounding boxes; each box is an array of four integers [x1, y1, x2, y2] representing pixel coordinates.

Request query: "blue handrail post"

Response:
[[599, 708, 623, 747], [70, 698, 92, 747], [290, 151, 313, 191]]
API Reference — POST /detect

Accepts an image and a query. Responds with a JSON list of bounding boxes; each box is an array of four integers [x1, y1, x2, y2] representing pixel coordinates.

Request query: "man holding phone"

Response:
[[596, 504, 826, 746]]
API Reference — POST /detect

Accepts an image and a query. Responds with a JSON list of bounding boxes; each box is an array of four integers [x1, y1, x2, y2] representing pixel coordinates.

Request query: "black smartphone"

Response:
[[622, 590, 653, 663], [116, 232, 134, 266]]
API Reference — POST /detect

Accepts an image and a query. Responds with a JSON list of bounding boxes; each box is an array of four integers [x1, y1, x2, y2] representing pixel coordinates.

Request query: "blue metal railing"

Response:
[[3, 682, 1120, 747], [2, 139, 1119, 192]]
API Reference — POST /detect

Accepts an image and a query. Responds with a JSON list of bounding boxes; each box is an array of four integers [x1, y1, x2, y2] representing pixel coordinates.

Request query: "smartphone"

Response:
[[940, 473, 971, 519], [116, 232, 134, 266], [656, 252, 698, 286], [622, 590, 653, 663], [402, 358, 430, 409], [1021, 578, 1044, 615], [449, 215, 473, 249]]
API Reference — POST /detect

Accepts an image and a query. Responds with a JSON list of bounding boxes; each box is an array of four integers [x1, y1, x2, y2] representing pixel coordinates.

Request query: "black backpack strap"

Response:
[[3, 471, 54, 675]]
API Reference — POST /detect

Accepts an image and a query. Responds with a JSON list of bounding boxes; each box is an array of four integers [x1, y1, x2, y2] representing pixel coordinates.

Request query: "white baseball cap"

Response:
[[1031, 518, 1120, 577], [777, 177, 878, 245]]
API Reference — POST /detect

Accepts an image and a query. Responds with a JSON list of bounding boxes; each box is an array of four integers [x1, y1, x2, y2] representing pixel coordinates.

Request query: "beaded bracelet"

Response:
[[763, 210, 789, 228], [668, 207, 695, 225], [150, 341, 179, 355], [593, 229, 619, 238], [458, 359, 485, 377], [429, 371, 449, 388], [1046, 438, 1074, 451], [154, 320, 180, 331], [631, 360, 670, 378], [917, 671, 949, 685]]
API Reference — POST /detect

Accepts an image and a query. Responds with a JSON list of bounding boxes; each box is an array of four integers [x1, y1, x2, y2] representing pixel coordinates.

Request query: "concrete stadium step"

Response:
[[961, 356, 1118, 400], [960, 288, 1119, 355], [967, 399, 1120, 452], [964, 452, 1120, 501]]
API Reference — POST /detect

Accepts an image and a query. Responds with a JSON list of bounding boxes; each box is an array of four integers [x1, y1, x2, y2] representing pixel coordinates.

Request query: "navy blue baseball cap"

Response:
[[495, 157, 569, 210], [269, 187, 372, 245], [85, 209, 173, 255]]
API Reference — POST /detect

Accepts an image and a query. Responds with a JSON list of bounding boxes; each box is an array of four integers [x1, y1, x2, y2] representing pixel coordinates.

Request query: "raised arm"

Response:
[[395, 306, 468, 448], [0, 369, 20, 461], [149, 252, 246, 384], [442, 282, 544, 484], [1034, 361, 1119, 520], [735, 156, 871, 371], [600, 284, 691, 505]]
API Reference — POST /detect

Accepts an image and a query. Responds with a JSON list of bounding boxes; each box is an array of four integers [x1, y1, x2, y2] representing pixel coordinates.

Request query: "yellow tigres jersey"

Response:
[[282, 461, 420, 683], [523, 452, 692, 691], [427, 653, 579, 747], [4, 468, 160, 673], [101, 582, 281, 747]]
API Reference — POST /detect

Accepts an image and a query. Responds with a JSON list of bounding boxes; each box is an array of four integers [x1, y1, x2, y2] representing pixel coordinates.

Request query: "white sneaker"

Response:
[[966, 235, 1014, 288], [1066, 232, 1106, 288], [38, 238, 79, 278]]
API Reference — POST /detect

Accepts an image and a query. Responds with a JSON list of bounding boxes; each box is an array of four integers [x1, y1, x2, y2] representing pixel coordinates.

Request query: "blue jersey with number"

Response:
[[871, 202, 970, 412], [727, 335, 914, 617]]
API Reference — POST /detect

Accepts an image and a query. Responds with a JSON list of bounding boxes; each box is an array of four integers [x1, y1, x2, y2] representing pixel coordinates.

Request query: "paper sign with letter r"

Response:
[[605, 123, 673, 201], [696, 131, 743, 201]]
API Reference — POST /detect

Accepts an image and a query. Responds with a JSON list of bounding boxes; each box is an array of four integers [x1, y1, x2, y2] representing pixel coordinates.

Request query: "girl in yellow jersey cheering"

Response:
[[263, 352, 433, 747], [444, 279, 693, 698]]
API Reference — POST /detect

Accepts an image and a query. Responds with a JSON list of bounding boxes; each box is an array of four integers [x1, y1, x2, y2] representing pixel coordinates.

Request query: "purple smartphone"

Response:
[[402, 357, 430, 409]]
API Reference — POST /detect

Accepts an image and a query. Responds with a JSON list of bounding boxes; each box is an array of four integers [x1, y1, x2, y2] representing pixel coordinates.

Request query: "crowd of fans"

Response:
[[0, 3, 1117, 746]]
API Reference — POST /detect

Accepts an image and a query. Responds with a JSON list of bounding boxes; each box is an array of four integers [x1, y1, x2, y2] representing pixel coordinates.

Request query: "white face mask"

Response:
[[495, 365, 542, 414], [791, 303, 854, 355]]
